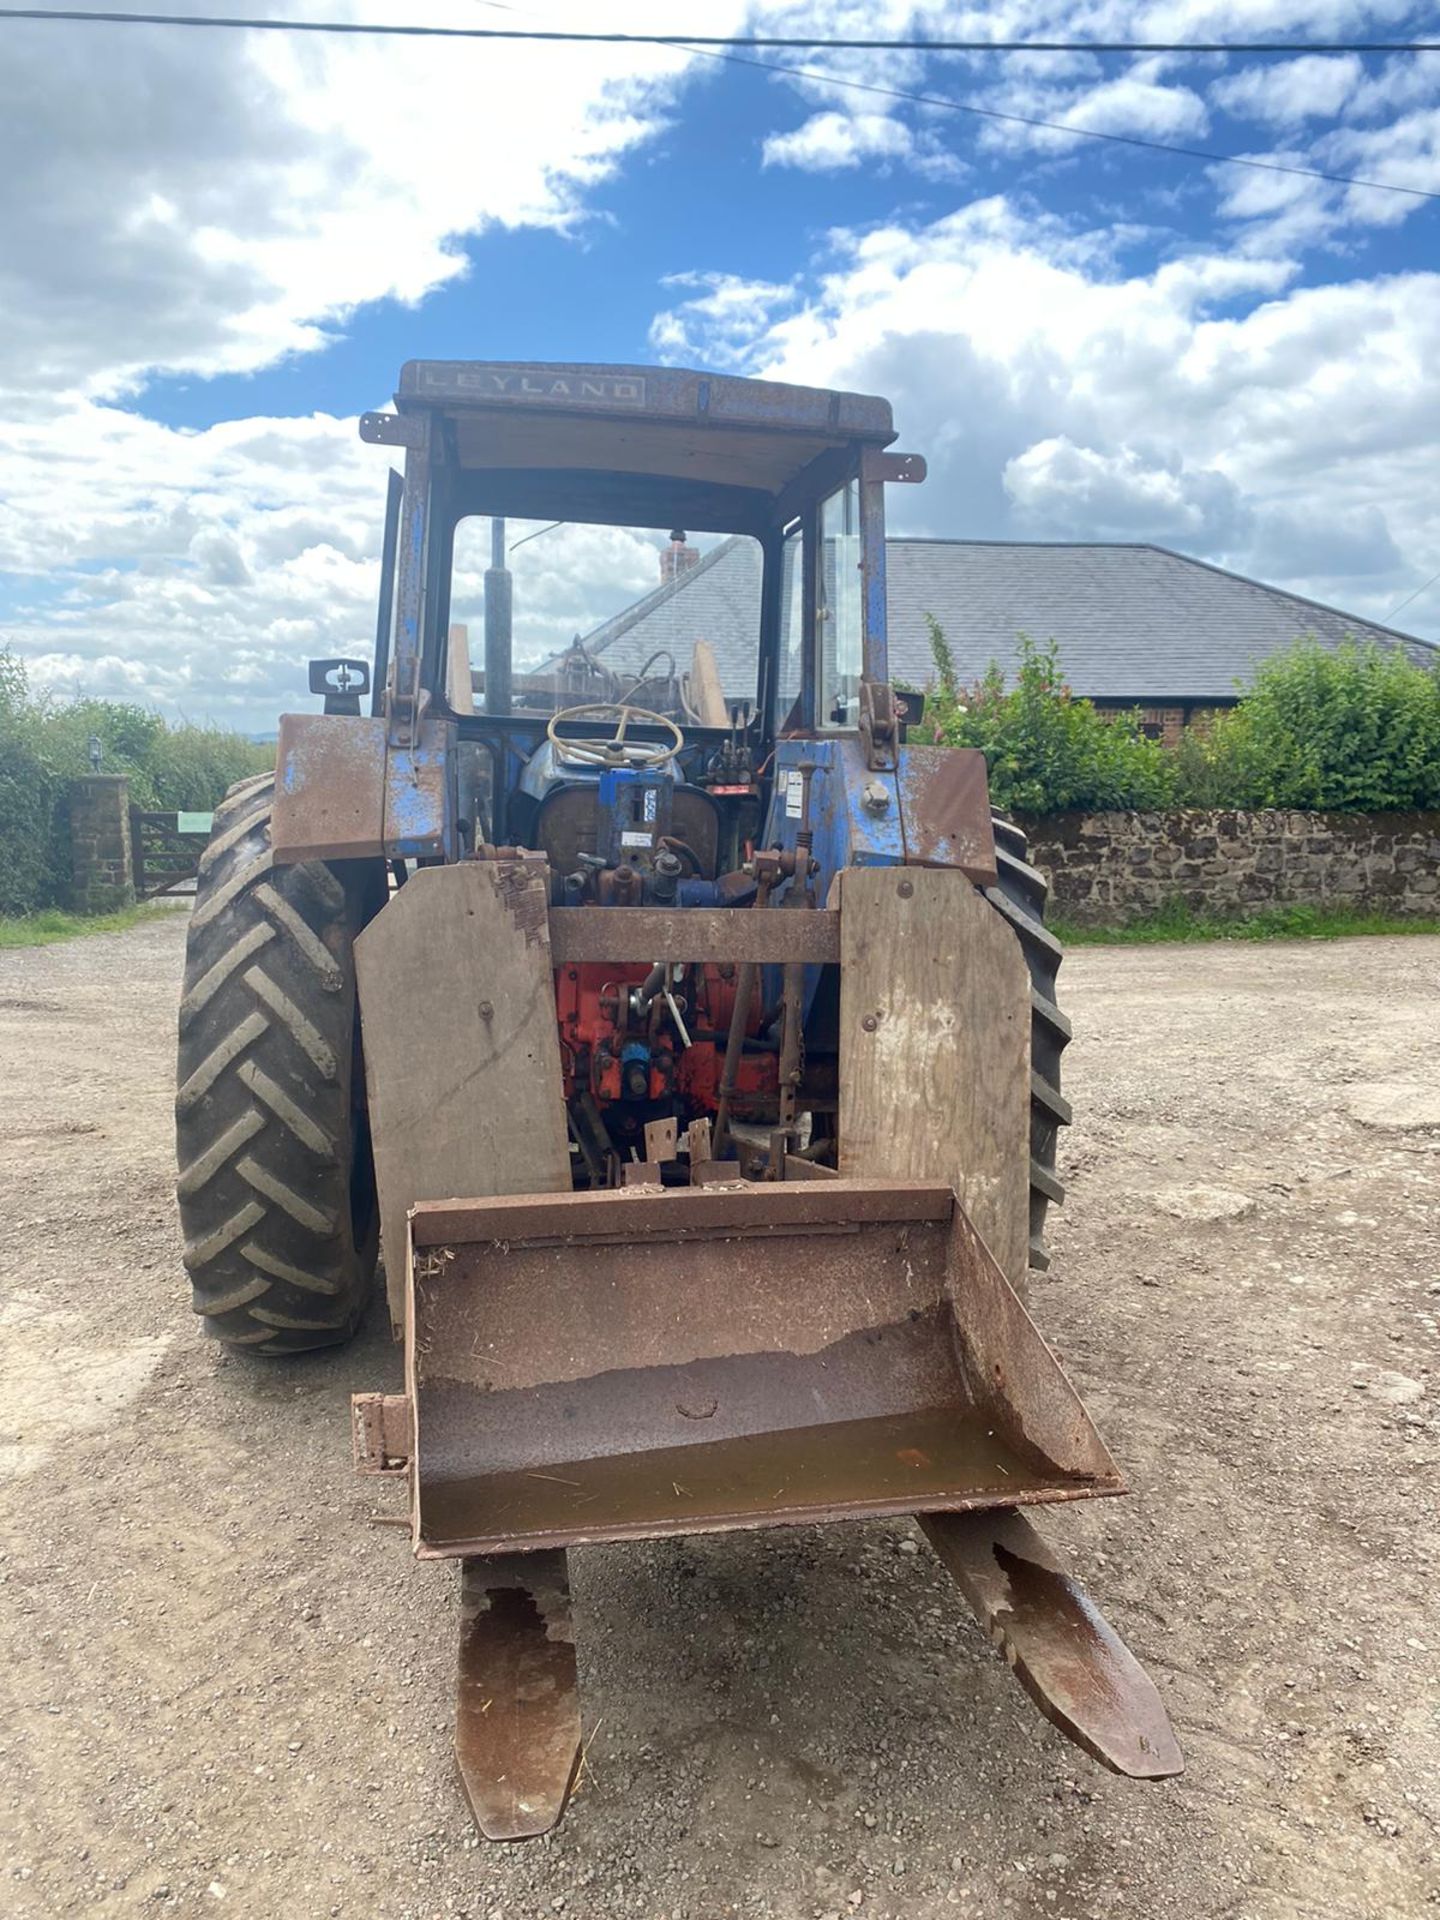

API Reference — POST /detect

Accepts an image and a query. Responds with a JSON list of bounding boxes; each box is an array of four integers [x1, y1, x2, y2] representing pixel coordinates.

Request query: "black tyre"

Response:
[[983, 817, 1071, 1271], [175, 773, 381, 1353]]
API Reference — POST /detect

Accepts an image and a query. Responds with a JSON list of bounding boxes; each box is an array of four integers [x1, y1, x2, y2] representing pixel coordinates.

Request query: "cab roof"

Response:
[[393, 360, 897, 535]]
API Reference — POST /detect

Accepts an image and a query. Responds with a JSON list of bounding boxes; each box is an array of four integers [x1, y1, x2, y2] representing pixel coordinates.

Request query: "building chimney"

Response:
[[660, 528, 700, 585]]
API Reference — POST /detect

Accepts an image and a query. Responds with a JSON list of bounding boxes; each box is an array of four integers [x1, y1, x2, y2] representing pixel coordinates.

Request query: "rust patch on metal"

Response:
[[897, 746, 998, 882], [919, 1508, 1183, 1780], [409, 1179, 950, 1247], [351, 1392, 414, 1474], [271, 712, 388, 863], [547, 906, 840, 966], [404, 1180, 1120, 1559], [456, 1550, 581, 1840]]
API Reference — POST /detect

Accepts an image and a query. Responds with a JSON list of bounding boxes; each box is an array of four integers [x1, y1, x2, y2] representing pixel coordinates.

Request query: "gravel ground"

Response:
[[0, 911, 1437, 1920]]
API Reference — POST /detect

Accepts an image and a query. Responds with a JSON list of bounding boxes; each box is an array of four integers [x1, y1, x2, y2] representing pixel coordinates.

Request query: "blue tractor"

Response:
[[175, 362, 1178, 1840]]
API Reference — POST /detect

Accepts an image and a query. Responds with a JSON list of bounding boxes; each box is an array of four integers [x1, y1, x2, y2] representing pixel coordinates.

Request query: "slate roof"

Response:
[[568, 536, 1436, 705], [570, 538, 768, 694]]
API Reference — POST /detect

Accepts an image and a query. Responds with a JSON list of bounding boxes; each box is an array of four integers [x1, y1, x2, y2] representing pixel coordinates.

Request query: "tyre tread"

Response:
[[175, 774, 376, 1354], [985, 818, 1070, 1270]]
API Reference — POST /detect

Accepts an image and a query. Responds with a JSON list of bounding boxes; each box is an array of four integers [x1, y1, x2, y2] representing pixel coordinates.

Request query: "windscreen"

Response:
[[448, 517, 763, 722]]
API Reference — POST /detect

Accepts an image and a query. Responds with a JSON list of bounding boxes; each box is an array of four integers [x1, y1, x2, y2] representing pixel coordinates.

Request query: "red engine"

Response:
[[554, 961, 777, 1139]]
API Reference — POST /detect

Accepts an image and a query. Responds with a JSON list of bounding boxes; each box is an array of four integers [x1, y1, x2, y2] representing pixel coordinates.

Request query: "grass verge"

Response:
[[1052, 900, 1440, 947], [0, 903, 167, 949]]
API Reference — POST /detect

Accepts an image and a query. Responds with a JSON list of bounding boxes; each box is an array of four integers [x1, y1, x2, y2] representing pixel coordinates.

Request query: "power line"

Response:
[[1386, 566, 1440, 620], [5, 7, 1437, 202], [689, 42, 1440, 202], [0, 11, 1437, 55]]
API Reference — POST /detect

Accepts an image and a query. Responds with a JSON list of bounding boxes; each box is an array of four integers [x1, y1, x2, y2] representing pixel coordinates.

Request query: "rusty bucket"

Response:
[[402, 1178, 1123, 1558]]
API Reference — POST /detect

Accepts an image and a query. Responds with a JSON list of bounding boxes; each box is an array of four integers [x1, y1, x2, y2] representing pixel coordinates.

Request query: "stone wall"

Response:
[[1021, 808, 1440, 926], [68, 775, 135, 913]]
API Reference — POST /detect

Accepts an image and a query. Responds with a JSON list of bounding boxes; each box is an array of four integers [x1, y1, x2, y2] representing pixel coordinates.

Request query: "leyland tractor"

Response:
[[175, 361, 1180, 1840]]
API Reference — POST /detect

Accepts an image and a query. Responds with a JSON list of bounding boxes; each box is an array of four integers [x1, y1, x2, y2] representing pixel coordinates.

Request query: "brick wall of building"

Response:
[[69, 776, 135, 913], [1022, 808, 1440, 926], [659, 538, 701, 585], [1091, 700, 1232, 746]]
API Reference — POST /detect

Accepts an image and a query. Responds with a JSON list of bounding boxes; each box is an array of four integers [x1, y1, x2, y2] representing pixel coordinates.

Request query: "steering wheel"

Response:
[[547, 701, 684, 770]]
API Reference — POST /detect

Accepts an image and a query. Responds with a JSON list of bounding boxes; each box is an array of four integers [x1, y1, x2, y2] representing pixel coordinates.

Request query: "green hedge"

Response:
[[920, 626, 1440, 818], [0, 648, 274, 915], [921, 627, 1176, 814], [1178, 637, 1440, 812]]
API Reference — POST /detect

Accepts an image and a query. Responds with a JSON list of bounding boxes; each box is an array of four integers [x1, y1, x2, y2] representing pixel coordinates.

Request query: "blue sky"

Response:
[[137, 45, 1433, 427], [1, 3, 1438, 729]]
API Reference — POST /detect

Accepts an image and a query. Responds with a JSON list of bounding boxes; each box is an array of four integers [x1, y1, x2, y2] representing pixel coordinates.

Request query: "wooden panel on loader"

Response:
[[356, 861, 571, 1329], [838, 866, 1030, 1289]]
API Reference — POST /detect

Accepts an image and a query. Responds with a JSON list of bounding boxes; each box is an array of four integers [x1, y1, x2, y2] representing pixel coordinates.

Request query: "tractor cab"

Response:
[[339, 360, 926, 871]]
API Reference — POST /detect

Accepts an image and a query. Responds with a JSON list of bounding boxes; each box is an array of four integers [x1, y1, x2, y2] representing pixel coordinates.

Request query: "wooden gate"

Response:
[[130, 810, 213, 899]]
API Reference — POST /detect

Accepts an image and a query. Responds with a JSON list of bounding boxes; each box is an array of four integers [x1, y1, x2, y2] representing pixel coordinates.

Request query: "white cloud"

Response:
[[657, 194, 1438, 633], [739, 5, 1435, 257], [969, 66, 1211, 159], [0, 0, 738, 401], [1212, 54, 1365, 126], [1204, 50, 1440, 249], [0, 0, 752, 727], [0, 407, 713, 727], [1003, 437, 1248, 546], [650, 273, 801, 367], [1063, 71, 1210, 139], [1345, 48, 1440, 118], [764, 110, 917, 170], [5, 0, 1440, 733], [761, 108, 964, 179], [1323, 105, 1440, 216], [0, 406, 393, 723]]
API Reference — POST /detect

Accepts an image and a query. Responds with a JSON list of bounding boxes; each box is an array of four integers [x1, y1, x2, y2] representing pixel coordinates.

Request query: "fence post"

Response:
[[68, 775, 135, 913]]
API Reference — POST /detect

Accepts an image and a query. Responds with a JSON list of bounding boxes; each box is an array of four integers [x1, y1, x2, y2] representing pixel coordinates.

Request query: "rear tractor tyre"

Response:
[[983, 817, 1071, 1272], [175, 773, 382, 1354]]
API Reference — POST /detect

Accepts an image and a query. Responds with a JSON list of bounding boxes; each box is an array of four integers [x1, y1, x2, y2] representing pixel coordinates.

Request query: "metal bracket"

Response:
[[359, 410, 426, 448], [861, 449, 928, 486], [385, 652, 429, 750], [351, 1393, 413, 1474], [858, 678, 899, 772]]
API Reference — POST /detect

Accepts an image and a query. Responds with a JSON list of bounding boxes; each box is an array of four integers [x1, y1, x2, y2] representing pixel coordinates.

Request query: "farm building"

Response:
[[557, 536, 1437, 743]]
